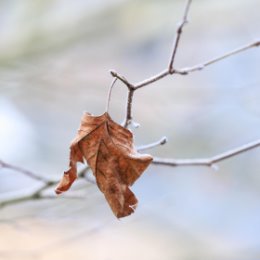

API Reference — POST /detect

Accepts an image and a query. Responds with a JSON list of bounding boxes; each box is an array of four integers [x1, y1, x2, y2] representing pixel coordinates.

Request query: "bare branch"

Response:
[[134, 69, 169, 90], [110, 1, 194, 127], [110, 70, 133, 89], [134, 0, 193, 89], [0, 195, 35, 209], [109, 0, 259, 129], [0, 161, 92, 209], [168, 0, 192, 73], [175, 40, 260, 74], [0, 160, 54, 184], [1, 139, 259, 209], [0, 192, 84, 210], [43, 195, 84, 199], [122, 89, 134, 128], [137, 136, 168, 152], [120, 39, 260, 90], [112, 39, 260, 92], [152, 139, 260, 167]]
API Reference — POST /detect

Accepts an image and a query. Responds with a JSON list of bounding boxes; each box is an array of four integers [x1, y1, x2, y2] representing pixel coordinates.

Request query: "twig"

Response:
[[110, 70, 133, 89], [121, 39, 260, 89], [122, 88, 134, 127], [152, 139, 260, 167], [175, 40, 260, 75], [110, 0, 259, 129], [134, 69, 169, 90], [137, 136, 168, 152], [0, 160, 53, 184], [111, 0, 193, 127], [41, 195, 84, 200], [0, 193, 84, 209], [0, 195, 36, 209], [1, 139, 259, 209], [0, 160, 90, 209], [168, 0, 192, 73]]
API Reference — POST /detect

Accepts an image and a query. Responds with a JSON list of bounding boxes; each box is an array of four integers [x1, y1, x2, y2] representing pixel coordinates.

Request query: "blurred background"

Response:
[[0, 0, 260, 259]]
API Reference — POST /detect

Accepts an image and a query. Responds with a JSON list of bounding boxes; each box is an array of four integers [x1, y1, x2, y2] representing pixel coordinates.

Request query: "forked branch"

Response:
[[109, 0, 260, 174], [137, 136, 168, 152], [110, 0, 259, 128], [168, 0, 192, 73], [0, 161, 89, 209], [0, 160, 53, 184]]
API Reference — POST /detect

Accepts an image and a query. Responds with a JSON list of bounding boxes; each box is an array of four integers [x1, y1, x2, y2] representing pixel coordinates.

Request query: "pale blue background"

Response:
[[0, 0, 260, 259]]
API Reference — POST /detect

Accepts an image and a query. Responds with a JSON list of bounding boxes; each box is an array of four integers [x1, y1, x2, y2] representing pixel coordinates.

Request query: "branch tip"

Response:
[[110, 70, 117, 77], [160, 136, 168, 145], [168, 0, 192, 73], [137, 136, 168, 152], [176, 40, 260, 74]]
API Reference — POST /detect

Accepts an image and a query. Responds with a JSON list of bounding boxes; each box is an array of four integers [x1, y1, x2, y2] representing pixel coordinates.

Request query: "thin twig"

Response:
[[117, 39, 260, 91], [110, 70, 133, 89], [137, 136, 168, 152], [110, 0, 259, 129], [0, 160, 91, 209], [175, 40, 260, 74], [112, 39, 260, 126], [111, 0, 193, 126], [1, 139, 259, 209], [168, 0, 192, 73], [122, 88, 134, 127], [41, 195, 84, 200], [0, 195, 35, 209], [0, 193, 84, 210], [152, 139, 260, 167], [134, 69, 169, 90], [0, 160, 53, 184]]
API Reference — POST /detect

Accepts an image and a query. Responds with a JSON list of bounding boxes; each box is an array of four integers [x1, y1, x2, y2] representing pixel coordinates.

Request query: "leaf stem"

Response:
[[106, 77, 118, 113]]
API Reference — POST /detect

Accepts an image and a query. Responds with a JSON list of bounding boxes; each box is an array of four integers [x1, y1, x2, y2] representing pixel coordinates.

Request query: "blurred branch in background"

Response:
[[0, 159, 87, 209]]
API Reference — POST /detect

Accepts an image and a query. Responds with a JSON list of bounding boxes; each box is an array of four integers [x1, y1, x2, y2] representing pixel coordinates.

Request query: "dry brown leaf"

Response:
[[55, 112, 153, 218]]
